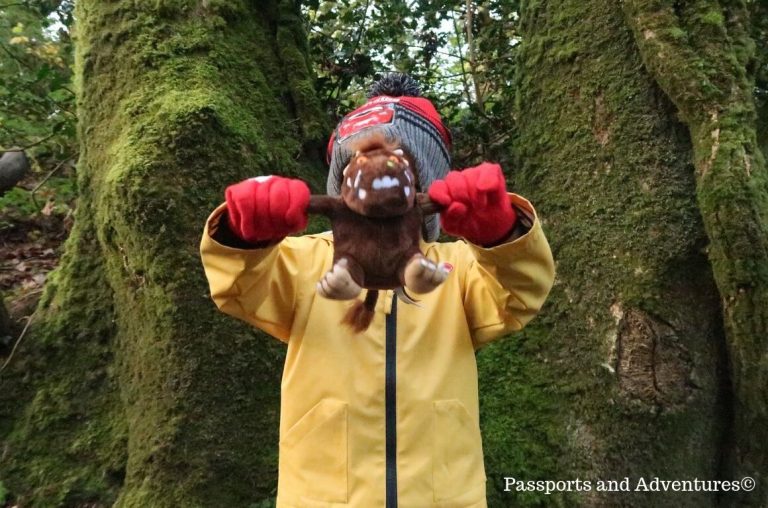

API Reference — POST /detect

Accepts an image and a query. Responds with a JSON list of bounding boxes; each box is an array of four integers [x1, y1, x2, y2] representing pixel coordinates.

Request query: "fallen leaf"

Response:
[[41, 200, 55, 216]]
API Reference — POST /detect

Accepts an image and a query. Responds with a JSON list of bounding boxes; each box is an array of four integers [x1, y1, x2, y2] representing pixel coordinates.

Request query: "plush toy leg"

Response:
[[317, 257, 363, 300], [403, 254, 450, 294]]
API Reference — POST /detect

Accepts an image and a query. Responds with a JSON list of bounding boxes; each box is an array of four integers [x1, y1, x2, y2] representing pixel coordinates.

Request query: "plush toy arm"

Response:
[[416, 192, 441, 215], [307, 195, 345, 218], [306, 194, 440, 217]]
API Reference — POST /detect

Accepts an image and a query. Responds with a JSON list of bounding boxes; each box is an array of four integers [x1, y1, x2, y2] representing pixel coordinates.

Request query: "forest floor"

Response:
[[0, 172, 73, 355]]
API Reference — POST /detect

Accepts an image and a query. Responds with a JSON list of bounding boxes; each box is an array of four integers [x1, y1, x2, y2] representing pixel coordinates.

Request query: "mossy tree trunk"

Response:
[[478, 0, 764, 506], [622, 4, 768, 503], [0, 1, 326, 506]]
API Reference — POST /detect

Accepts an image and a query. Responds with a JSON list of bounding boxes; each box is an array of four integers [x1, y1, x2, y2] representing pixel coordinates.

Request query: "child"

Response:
[[200, 74, 555, 508]]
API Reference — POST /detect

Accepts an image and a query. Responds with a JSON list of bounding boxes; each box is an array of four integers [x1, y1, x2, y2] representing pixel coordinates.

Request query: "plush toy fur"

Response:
[[308, 133, 450, 332]]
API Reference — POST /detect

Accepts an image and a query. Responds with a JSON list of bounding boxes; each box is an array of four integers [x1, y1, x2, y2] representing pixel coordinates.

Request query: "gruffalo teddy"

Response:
[[307, 133, 450, 331]]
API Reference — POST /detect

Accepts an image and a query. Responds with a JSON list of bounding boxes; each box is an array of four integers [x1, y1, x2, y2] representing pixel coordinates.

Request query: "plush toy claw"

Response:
[[404, 254, 452, 294], [317, 258, 363, 300], [427, 162, 517, 246]]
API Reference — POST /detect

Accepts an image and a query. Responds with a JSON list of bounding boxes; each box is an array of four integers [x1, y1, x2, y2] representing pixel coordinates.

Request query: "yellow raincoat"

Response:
[[200, 193, 555, 508]]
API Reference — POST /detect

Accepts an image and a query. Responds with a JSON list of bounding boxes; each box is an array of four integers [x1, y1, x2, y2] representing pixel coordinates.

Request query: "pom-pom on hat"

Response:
[[327, 73, 452, 242]]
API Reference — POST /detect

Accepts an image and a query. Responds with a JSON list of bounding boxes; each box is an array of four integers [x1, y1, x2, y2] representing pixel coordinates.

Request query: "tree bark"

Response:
[[0, 1, 325, 506], [478, 0, 736, 506], [0, 292, 12, 342]]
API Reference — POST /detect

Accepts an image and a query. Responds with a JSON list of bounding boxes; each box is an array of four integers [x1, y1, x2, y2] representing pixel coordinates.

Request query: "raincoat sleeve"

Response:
[[460, 193, 555, 348], [199, 203, 329, 343]]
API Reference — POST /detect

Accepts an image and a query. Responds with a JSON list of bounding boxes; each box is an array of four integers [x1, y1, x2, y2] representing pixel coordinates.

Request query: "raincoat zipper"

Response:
[[385, 296, 398, 508]]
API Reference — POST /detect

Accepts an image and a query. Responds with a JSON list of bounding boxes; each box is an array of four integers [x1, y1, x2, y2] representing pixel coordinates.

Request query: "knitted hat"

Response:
[[327, 73, 452, 241]]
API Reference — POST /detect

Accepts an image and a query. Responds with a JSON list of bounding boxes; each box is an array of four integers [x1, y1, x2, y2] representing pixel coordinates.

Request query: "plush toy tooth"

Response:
[[373, 176, 400, 190], [381, 176, 398, 188]]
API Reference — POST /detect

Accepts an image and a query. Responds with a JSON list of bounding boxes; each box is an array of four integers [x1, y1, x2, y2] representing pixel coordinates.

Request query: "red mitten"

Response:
[[428, 162, 517, 246], [225, 175, 310, 243]]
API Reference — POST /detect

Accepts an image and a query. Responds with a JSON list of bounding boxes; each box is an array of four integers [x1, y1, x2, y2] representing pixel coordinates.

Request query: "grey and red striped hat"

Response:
[[326, 73, 452, 241]]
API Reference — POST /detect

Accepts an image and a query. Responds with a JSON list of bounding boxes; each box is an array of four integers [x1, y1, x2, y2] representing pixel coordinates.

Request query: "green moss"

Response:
[[699, 10, 724, 27], [478, 326, 578, 507], [276, 2, 328, 143], [666, 26, 687, 40]]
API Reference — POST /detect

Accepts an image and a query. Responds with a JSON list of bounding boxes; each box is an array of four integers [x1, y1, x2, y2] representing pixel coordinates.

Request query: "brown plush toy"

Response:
[[307, 133, 450, 332]]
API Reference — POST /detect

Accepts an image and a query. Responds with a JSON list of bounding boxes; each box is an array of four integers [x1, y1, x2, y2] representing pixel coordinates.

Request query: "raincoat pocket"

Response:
[[280, 399, 348, 503], [433, 399, 487, 503]]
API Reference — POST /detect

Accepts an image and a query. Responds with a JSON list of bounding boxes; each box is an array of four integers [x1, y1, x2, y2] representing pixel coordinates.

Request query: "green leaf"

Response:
[[36, 63, 52, 81]]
